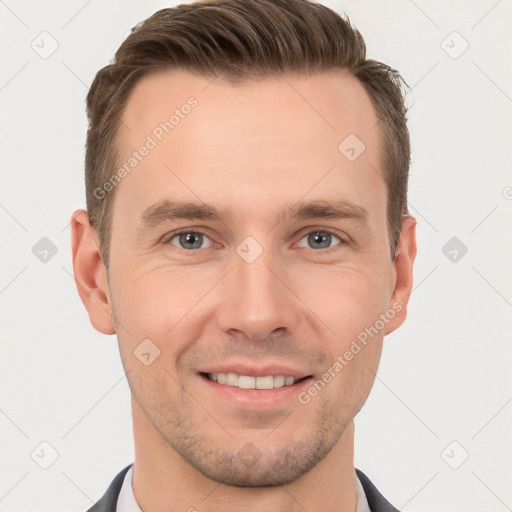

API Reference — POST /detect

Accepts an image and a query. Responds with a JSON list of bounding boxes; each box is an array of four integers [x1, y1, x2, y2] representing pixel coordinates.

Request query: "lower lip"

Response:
[[199, 374, 313, 409]]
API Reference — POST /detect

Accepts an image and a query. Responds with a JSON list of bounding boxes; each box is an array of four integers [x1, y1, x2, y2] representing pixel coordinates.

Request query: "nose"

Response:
[[215, 245, 300, 342]]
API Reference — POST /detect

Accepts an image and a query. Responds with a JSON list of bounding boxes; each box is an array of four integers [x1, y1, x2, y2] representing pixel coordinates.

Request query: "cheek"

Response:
[[295, 260, 392, 343], [292, 261, 390, 402], [109, 263, 208, 330], [108, 264, 218, 370]]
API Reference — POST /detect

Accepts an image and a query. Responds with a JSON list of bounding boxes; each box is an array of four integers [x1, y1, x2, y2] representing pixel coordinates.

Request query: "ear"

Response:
[[70, 209, 116, 335], [384, 215, 417, 335]]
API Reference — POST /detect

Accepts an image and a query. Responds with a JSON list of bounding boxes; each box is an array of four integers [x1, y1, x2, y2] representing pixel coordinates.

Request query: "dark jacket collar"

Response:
[[86, 464, 131, 512], [356, 468, 402, 512], [86, 465, 401, 512]]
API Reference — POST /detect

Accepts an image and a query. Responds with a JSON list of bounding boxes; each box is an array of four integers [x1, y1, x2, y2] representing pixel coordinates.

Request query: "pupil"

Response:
[[310, 232, 330, 249], [181, 232, 201, 249]]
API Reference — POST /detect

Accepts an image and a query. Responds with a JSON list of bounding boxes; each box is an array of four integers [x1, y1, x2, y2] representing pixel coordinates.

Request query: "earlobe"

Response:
[[70, 209, 116, 335], [384, 215, 417, 335]]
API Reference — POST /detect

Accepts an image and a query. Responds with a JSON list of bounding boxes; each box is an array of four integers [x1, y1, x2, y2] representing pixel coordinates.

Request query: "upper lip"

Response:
[[197, 362, 311, 379]]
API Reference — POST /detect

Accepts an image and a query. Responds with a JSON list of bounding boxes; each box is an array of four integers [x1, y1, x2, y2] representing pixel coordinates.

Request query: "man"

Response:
[[71, 0, 416, 510]]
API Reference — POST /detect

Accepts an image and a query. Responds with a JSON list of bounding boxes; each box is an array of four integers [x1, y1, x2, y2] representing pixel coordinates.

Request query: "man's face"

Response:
[[100, 70, 411, 485]]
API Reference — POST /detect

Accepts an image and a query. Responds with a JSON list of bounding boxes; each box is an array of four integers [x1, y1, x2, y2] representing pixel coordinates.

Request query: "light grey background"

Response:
[[1, 1, 511, 511]]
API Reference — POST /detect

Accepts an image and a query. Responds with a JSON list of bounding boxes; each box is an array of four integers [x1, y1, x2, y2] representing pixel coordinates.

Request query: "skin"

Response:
[[71, 70, 416, 512]]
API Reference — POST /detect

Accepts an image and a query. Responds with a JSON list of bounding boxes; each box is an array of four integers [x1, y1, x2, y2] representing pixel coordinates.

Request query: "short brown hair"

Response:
[[85, 0, 410, 269]]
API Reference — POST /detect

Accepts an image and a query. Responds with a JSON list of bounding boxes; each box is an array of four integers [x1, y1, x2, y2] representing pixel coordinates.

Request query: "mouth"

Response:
[[200, 372, 311, 390]]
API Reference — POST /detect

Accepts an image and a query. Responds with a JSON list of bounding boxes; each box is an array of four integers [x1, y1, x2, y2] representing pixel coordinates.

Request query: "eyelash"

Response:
[[162, 228, 348, 252]]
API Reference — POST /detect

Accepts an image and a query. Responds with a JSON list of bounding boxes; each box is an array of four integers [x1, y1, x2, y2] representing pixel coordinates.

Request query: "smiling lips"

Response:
[[206, 372, 306, 389]]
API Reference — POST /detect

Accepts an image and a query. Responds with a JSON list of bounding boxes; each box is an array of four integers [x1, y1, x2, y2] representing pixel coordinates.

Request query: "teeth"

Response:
[[226, 372, 239, 386], [207, 372, 300, 389], [273, 375, 285, 387], [284, 376, 295, 386], [256, 376, 274, 389], [238, 376, 256, 389]]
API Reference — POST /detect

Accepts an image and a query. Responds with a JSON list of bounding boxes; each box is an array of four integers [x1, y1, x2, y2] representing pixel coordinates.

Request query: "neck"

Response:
[[131, 398, 358, 512]]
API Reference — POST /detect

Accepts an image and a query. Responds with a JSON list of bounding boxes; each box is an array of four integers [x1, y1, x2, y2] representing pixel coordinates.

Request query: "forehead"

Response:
[[113, 69, 385, 229], [120, 69, 379, 147]]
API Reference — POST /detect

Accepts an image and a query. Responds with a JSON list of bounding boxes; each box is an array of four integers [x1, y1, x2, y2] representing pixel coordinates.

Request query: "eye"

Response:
[[166, 231, 213, 250], [296, 230, 345, 250], [162, 229, 345, 252]]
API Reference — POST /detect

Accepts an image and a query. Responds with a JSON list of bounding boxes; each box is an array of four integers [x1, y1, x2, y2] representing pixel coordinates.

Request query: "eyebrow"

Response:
[[137, 198, 369, 229]]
